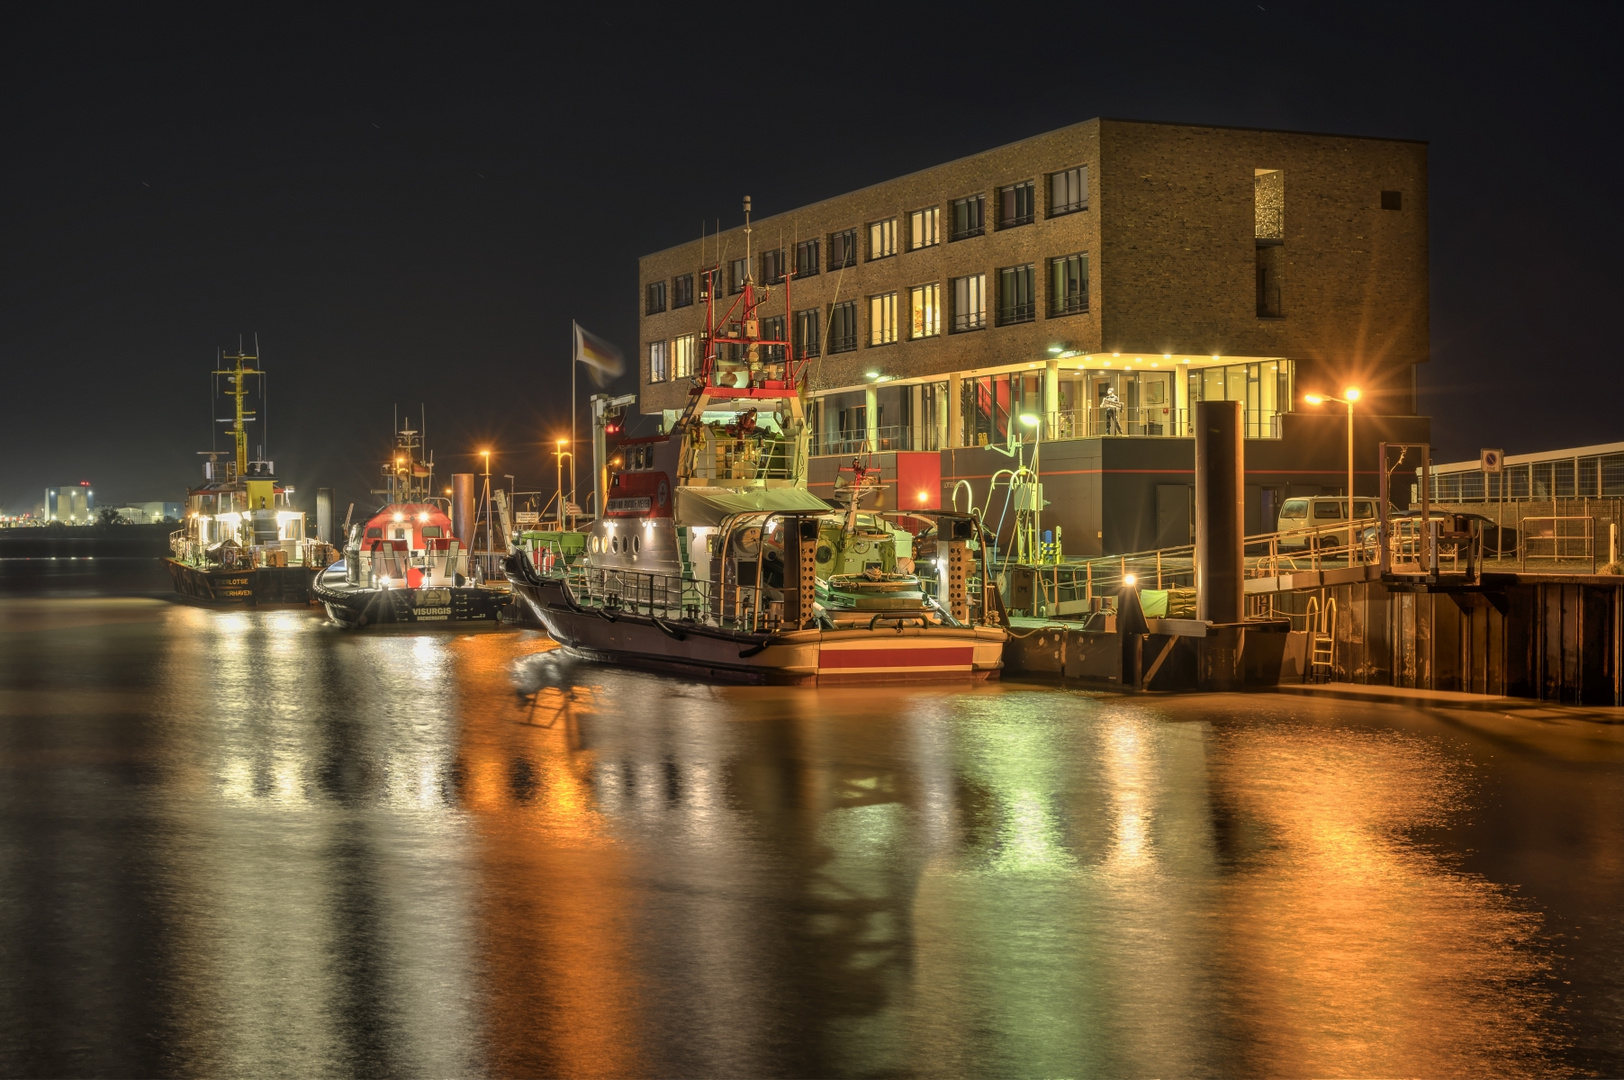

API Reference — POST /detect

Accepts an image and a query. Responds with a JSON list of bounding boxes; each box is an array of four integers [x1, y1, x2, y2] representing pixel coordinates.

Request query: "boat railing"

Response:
[[567, 564, 793, 634]]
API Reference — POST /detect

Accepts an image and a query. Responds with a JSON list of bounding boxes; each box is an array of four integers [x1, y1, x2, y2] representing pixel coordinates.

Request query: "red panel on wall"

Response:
[[893, 452, 942, 511]]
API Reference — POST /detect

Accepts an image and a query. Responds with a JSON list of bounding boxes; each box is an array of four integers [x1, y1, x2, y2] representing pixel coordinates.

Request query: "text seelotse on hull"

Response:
[[505, 209, 1006, 683], [314, 426, 510, 628]]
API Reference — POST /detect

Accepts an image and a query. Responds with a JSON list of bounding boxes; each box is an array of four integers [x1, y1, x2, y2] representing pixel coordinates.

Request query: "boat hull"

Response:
[[507, 572, 1003, 685], [313, 562, 510, 628], [165, 558, 316, 605]]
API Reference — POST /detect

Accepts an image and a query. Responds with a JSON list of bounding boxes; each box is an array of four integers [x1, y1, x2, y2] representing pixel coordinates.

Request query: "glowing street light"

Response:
[[1304, 387, 1362, 525]]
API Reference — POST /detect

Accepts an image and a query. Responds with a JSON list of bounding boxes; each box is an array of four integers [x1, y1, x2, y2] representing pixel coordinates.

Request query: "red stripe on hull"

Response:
[[819, 646, 975, 670]]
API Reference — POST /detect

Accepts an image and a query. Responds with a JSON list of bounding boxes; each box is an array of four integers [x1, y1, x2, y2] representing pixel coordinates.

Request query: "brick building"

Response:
[[637, 118, 1431, 556]]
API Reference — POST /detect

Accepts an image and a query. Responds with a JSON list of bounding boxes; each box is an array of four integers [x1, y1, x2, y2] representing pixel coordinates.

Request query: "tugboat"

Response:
[[313, 423, 511, 627], [166, 347, 323, 604], [505, 203, 1006, 683]]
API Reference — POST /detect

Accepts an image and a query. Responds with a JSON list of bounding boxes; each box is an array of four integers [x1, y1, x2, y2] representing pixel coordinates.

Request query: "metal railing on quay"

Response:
[[1519, 516, 1596, 572]]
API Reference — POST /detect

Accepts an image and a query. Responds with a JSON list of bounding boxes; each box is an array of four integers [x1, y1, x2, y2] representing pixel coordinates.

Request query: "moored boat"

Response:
[[166, 347, 325, 605], [506, 208, 1007, 682], [314, 423, 511, 628]]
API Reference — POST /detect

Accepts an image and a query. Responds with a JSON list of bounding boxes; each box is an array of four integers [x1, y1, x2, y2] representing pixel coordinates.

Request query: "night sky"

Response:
[[2, 4, 1617, 516]]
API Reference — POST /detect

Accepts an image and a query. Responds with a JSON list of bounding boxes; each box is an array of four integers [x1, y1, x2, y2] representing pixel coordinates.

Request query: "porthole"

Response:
[[632, 535, 641, 554], [815, 544, 833, 563]]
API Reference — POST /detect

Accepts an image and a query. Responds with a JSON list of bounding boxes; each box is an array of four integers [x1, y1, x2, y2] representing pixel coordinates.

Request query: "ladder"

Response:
[[1305, 595, 1336, 682]]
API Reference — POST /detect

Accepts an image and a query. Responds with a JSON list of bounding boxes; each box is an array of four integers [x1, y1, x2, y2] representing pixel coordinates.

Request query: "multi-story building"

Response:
[[637, 118, 1431, 555]]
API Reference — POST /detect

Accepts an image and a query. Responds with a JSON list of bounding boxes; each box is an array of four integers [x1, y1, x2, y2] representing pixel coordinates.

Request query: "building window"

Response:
[[700, 266, 723, 300], [761, 315, 786, 364], [997, 181, 1035, 229], [910, 283, 941, 339], [951, 274, 986, 332], [1255, 169, 1284, 241], [761, 248, 786, 285], [648, 341, 668, 383], [830, 228, 858, 270], [951, 194, 984, 241], [1256, 246, 1284, 317], [868, 218, 897, 261], [869, 292, 898, 345], [909, 206, 940, 250], [1048, 166, 1087, 216], [1381, 189, 1403, 211], [646, 280, 667, 315], [796, 238, 819, 278], [997, 264, 1035, 325], [829, 301, 858, 354], [795, 307, 821, 359], [673, 333, 697, 379], [672, 274, 694, 309], [1049, 254, 1088, 316], [731, 257, 748, 293]]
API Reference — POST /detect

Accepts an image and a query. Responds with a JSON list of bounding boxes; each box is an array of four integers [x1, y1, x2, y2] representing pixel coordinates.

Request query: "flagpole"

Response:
[[570, 321, 578, 527]]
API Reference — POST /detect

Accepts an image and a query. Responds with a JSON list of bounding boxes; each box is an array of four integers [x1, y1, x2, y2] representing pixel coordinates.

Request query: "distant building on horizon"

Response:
[[43, 483, 95, 524], [636, 117, 1430, 554], [111, 502, 184, 524]]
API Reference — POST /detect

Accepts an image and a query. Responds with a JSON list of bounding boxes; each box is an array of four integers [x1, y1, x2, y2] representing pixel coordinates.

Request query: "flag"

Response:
[[573, 321, 625, 387]]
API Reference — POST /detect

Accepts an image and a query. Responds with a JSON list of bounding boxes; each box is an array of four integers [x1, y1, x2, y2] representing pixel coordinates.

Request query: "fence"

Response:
[[1520, 516, 1596, 571]]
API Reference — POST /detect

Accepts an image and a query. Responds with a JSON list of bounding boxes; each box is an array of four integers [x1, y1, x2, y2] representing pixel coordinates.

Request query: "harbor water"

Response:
[[2, 557, 1621, 1076]]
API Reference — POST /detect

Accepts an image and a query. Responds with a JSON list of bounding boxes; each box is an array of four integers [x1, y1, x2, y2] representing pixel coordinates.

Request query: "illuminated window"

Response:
[[829, 228, 858, 270], [868, 218, 897, 261], [672, 273, 694, 308], [1048, 166, 1087, 215], [645, 280, 666, 314], [909, 206, 940, 250], [648, 340, 668, 383], [730, 257, 748, 293], [794, 307, 821, 359], [951, 194, 984, 240], [951, 274, 986, 332], [829, 300, 858, 354], [1048, 253, 1088, 315], [997, 181, 1035, 228], [673, 333, 697, 378], [869, 292, 898, 346], [795, 238, 819, 278], [909, 283, 940, 339], [997, 264, 1035, 325], [761, 248, 785, 284]]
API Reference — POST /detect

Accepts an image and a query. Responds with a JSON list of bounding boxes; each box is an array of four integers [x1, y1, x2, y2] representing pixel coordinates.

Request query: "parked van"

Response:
[[1276, 497, 1379, 550]]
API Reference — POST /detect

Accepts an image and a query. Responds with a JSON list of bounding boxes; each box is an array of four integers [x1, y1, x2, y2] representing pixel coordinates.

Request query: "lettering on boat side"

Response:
[[608, 497, 652, 514]]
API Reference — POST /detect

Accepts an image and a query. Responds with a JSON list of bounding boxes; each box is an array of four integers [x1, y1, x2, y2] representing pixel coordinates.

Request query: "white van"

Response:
[[1276, 497, 1378, 550]]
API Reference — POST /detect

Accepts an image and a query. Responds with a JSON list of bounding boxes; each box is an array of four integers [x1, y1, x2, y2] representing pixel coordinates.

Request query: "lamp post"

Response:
[[479, 449, 492, 566], [552, 439, 573, 531], [1304, 387, 1361, 536]]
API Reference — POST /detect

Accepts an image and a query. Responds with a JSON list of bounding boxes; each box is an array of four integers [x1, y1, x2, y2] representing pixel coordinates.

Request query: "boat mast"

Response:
[[214, 347, 261, 479]]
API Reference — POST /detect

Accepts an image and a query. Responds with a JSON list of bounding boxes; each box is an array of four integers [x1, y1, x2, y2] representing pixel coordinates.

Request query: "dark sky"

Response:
[[2, 3, 1618, 515]]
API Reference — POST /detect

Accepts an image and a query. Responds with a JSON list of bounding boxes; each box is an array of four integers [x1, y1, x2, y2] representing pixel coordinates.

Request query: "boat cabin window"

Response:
[[366, 527, 383, 538], [421, 525, 442, 538]]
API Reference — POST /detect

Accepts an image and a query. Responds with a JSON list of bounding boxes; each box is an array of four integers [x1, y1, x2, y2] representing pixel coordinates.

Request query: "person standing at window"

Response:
[[1101, 387, 1124, 435]]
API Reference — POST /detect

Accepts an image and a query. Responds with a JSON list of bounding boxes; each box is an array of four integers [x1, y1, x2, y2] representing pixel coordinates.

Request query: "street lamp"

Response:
[[1304, 387, 1361, 529], [552, 439, 574, 530]]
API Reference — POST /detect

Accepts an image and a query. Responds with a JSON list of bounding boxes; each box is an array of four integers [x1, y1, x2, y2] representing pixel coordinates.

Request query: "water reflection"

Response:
[[0, 597, 1594, 1076]]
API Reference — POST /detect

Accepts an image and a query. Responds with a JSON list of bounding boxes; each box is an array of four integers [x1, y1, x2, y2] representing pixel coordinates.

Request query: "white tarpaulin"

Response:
[[674, 486, 831, 528]]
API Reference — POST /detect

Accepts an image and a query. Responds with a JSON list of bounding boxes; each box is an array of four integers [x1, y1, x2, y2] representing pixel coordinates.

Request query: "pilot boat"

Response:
[[505, 207, 1006, 683], [313, 424, 510, 627], [166, 346, 323, 604]]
